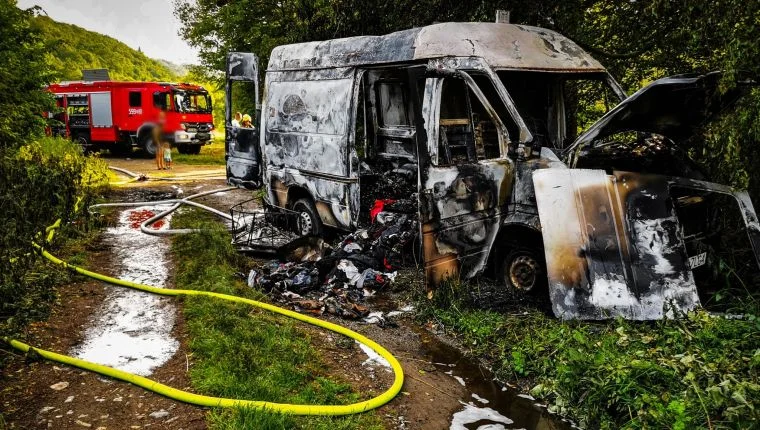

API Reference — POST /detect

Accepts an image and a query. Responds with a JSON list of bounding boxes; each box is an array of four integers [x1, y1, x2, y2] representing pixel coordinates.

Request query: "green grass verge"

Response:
[[170, 210, 384, 429], [173, 138, 225, 165], [418, 281, 760, 429]]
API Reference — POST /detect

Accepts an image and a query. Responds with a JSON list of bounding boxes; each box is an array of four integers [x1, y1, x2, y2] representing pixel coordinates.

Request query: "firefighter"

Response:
[[154, 112, 167, 170], [241, 113, 253, 128]]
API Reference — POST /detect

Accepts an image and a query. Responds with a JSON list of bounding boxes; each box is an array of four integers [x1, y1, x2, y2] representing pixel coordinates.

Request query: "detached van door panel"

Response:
[[420, 76, 514, 287], [226, 52, 261, 189]]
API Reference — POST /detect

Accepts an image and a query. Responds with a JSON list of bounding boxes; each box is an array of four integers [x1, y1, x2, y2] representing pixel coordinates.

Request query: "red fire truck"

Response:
[[46, 79, 214, 155]]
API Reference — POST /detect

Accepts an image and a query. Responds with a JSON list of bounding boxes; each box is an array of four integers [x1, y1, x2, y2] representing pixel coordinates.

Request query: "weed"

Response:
[[171, 211, 383, 429]]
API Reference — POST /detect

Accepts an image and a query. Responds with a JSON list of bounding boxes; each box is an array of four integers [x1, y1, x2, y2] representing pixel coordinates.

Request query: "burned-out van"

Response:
[[225, 22, 760, 320]]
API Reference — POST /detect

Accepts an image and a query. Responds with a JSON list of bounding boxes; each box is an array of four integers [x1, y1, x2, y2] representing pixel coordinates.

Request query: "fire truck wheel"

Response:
[[140, 132, 158, 157]]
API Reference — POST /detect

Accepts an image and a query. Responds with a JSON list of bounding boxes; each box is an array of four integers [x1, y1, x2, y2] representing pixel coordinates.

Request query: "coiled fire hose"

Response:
[[2, 191, 405, 415]]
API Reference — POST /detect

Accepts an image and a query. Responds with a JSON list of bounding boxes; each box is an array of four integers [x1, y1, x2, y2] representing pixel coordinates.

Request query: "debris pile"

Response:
[[246, 210, 418, 324]]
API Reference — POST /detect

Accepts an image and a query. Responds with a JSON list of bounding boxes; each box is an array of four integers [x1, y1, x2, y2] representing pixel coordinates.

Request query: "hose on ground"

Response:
[[3, 214, 404, 415], [90, 187, 236, 235], [108, 165, 225, 184]]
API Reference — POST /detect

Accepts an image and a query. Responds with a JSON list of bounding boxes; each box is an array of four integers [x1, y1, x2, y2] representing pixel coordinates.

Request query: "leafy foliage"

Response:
[[0, 138, 108, 338], [175, 0, 760, 201], [0, 0, 54, 147], [31, 15, 177, 82]]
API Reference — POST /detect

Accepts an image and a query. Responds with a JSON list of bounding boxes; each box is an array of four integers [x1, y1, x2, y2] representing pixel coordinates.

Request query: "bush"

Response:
[[0, 137, 108, 337]]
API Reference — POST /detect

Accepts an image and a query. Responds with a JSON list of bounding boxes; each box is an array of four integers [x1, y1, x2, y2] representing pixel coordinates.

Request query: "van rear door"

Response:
[[226, 52, 261, 189]]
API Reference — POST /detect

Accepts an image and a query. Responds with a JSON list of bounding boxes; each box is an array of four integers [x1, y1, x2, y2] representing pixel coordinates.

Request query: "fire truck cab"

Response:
[[47, 79, 214, 155]]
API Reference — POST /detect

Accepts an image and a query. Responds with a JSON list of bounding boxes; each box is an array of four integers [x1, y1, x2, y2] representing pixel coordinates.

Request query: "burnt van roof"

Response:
[[268, 22, 605, 72]]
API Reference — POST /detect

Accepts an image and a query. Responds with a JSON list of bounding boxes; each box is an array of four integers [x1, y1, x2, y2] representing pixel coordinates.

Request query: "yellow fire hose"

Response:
[[2, 224, 404, 415]]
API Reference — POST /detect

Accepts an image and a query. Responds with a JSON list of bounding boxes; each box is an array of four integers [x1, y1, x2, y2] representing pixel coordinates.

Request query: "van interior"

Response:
[[354, 68, 420, 226]]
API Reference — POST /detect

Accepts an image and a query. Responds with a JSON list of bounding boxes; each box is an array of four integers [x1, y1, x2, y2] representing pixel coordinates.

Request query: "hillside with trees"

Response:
[[31, 15, 177, 82]]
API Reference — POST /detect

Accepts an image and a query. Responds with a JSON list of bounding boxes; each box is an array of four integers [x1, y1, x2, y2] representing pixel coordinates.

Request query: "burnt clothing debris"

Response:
[[246, 213, 417, 323]]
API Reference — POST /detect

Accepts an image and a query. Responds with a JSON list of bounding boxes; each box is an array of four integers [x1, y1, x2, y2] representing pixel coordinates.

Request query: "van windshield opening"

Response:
[[496, 71, 621, 150], [173, 90, 212, 113]]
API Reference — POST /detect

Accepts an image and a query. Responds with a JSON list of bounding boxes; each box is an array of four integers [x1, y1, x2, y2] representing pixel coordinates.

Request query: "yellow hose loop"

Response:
[[8, 245, 404, 415]]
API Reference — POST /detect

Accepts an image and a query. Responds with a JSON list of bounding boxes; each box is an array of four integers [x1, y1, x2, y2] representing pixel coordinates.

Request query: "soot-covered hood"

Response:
[[573, 71, 745, 147]]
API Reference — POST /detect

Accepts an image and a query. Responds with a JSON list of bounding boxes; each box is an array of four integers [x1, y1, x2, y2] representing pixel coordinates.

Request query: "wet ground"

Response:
[[1, 164, 574, 429]]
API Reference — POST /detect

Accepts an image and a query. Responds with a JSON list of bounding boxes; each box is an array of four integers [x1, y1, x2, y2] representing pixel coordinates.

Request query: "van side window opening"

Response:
[[129, 91, 142, 108], [436, 75, 505, 166]]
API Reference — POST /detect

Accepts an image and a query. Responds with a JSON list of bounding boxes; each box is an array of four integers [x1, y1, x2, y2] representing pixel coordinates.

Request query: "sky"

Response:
[[18, 0, 199, 65]]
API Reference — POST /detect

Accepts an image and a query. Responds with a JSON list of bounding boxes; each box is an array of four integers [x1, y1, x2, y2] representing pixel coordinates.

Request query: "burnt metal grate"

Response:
[[230, 199, 300, 253]]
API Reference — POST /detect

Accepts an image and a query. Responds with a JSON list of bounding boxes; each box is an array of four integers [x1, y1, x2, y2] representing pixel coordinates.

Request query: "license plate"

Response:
[[688, 252, 707, 269]]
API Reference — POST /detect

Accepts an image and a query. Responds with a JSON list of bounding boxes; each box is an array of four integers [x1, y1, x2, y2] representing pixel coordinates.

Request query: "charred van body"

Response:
[[225, 22, 760, 320]]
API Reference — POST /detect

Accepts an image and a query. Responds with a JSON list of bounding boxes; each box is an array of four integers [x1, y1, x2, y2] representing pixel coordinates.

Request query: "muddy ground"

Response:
[[1, 167, 567, 430]]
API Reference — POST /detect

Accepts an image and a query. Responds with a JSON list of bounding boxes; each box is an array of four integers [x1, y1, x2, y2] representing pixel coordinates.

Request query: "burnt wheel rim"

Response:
[[297, 211, 313, 236], [509, 255, 539, 291]]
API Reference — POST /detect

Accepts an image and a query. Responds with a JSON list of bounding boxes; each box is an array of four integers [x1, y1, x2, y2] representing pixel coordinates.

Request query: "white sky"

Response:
[[18, 0, 199, 65]]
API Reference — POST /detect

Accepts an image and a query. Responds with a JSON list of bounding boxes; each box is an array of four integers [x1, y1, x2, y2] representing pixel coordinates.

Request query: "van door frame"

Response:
[[418, 57, 528, 288], [225, 52, 261, 189]]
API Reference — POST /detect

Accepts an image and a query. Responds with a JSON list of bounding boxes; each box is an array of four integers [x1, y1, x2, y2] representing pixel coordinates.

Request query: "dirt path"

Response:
[[0, 246, 206, 429], [1, 170, 566, 430]]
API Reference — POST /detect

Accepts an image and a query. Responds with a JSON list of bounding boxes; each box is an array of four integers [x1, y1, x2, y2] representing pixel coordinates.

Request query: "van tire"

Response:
[[497, 243, 548, 298], [292, 198, 322, 236]]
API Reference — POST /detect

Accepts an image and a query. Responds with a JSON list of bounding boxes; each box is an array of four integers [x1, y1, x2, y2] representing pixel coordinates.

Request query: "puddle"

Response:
[[414, 329, 575, 430], [70, 206, 179, 376]]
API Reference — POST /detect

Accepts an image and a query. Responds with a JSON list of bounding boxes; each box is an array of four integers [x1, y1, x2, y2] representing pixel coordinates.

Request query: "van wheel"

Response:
[[498, 245, 547, 297], [292, 198, 322, 236], [140, 131, 157, 157]]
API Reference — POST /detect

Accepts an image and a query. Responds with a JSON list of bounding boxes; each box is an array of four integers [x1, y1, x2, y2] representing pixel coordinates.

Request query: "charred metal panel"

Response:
[[264, 79, 352, 177], [531, 168, 760, 320], [268, 23, 604, 73], [421, 161, 514, 285], [267, 169, 355, 229]]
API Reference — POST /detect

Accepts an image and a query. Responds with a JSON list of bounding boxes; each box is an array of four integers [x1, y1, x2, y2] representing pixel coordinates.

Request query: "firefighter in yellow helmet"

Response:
[[241, 113, 253, 128]]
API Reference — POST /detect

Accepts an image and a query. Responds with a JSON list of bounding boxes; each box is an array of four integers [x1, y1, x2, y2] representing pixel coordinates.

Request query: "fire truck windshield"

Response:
[[173, 90, 212, 113]]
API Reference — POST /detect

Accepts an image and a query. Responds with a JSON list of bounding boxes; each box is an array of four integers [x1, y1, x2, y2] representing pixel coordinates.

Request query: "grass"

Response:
[[172, 138, 225, 165], [416, 280, 760, 429], [170, 210, 384, 429]]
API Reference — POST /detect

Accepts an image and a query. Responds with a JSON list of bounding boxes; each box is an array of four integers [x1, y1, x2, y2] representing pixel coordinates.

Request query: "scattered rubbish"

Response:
[[449, 401, 514, 430], [245, 213, 417, 323], [50, 381, 69, 391], [64, 396, 74, 403]]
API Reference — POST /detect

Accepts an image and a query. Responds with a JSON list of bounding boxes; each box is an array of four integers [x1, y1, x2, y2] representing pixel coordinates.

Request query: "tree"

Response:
[[0, 0, 54, 148], [175, 0, 760, 197]]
